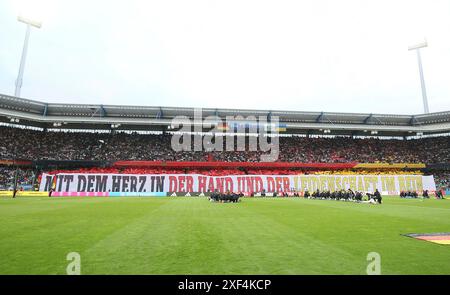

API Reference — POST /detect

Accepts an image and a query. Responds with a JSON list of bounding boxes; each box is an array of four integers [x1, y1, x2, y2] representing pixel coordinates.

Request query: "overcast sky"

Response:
[[1, 0, 449, 114]]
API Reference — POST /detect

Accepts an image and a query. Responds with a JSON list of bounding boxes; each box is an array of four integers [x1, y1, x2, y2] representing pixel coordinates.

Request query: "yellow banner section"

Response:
[[354, 163, 426, 169], [0, 191, 48, 197], [292, 175, 427, 192]]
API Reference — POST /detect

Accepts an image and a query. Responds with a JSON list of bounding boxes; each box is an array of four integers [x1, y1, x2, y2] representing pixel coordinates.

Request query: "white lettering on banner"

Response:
[[39, 174, 437, 194]]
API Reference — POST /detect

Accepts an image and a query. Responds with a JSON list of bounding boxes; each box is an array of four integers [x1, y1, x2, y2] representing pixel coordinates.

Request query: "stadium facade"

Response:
[[0, 93, 449, 197]]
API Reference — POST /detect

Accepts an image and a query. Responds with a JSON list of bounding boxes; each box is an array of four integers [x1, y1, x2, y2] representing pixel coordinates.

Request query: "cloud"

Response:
[[0, 0, 449, 114]]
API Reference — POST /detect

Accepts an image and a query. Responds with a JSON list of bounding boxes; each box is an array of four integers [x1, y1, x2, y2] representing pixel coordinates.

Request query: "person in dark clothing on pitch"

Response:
[[374, 189, 382, 204], [330, 191, 337, 200], [231, 192, 242, 203], [347, 189, 355, 201], [312, 189, 320, 199], [209, 189, 220, 202]]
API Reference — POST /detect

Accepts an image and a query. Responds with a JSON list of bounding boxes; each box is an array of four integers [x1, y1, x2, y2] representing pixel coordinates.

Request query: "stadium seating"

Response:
[[0, 126, 449, 163], [0, 126, 449, 190]]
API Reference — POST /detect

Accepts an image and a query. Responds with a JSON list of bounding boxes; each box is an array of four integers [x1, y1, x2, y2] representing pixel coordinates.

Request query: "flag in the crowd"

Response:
[[265, 123, 287, 132], [217, 123, 229, 131], [276, 123, 287, 132]]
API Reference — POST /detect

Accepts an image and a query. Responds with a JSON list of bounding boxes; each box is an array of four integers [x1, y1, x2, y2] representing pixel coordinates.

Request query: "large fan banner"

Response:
[[39, 173, 436, 194]]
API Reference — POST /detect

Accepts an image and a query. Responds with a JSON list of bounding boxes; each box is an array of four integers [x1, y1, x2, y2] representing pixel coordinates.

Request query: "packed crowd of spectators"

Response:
[[0, 126, 448, 190], [0, 166, 34, 190], [0, 127, 449, 163], [434, 171, 450, 191]]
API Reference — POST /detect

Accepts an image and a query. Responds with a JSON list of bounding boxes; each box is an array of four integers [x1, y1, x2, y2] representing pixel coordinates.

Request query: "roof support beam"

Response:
[[42, 103, 48, 116], [364, 113, 373, 124], [316, 112, 324, 123], [100, 105, 106, 117], [409, 115, 419, 126], [157, 107, 163, 119]]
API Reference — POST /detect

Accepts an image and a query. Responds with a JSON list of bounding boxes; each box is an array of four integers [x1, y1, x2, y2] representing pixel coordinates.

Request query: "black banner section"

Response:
[[0, 275, 449, 294], [33, 160, 109, 169]]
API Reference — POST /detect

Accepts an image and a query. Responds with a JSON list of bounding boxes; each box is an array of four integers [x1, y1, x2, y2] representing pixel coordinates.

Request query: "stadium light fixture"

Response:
[[408, 40, 429, 113], [15, 15, 42, 98]]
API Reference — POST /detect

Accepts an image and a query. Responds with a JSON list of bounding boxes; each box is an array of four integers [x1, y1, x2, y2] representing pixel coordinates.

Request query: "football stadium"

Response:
[[1, 0, 450, 284], [0, 94, 449, 275]]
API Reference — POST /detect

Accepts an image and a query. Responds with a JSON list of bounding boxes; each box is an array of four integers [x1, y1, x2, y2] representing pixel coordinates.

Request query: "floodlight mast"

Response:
[[408, 41, 429, 114], [15, 16, 42, 98]]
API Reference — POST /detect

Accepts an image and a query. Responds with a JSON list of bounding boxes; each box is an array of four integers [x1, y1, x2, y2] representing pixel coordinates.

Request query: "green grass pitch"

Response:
[[1, 196, 450, 274]]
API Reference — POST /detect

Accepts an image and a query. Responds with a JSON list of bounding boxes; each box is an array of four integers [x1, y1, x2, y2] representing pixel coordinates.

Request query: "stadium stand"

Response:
[[0, 127, 448, 163], [0, 94, 449, 192], [0, 166, 34, 190], [0, 133, 449, 191]]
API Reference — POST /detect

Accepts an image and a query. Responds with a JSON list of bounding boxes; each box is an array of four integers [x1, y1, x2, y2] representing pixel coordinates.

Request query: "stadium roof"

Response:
[[1, 93, 449, 137]]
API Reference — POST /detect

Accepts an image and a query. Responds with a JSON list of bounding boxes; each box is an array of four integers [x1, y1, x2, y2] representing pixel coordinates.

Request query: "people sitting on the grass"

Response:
[[304, 190, 310, 198], [210, 187, 445, 204], [365, 192, 377, 204], [400, 191, 419, 198], [305, 188, 380, 203], [209, 189, 220, 202], [312, 189, 320, 199], [209, 190, 242, 203]]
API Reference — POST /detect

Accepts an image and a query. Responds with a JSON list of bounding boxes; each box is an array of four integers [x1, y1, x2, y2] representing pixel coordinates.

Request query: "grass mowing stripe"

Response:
[[1, 197, 450, 274], [0, 197, 167, 274]]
